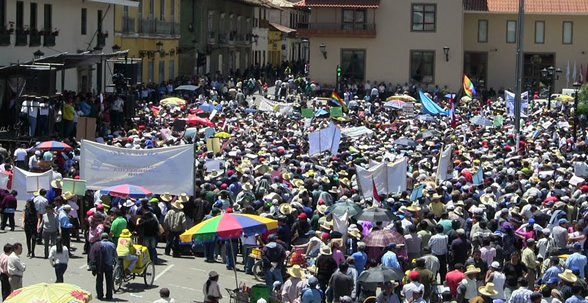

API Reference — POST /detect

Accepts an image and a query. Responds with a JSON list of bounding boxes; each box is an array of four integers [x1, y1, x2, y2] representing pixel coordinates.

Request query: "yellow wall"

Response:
[[268, 30, 282, 66]]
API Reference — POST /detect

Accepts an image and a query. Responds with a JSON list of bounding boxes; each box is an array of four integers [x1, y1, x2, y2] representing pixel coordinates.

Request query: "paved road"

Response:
[[0, 225, 263, 303]]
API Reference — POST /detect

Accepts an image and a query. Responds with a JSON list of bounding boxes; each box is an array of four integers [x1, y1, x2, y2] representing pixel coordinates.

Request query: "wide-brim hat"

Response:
[[317, 204, 328, 215], [282, 172, 292, 180], [172, 201, 184, 210], [480, 194, 495, 205], [279, 203, 293, 215], [160, 192, 173, 202], [558, 269, 578, 283], [407, 203, 421, 212], [328, 186, 339, 194], [243, 183, 254, 191], [320, 176, 330, 184], [287, 265, 305, 278], [209, 170, 221, 178], [123, 200, 134, 208], [320, 220, 333, 231], [464, 265, 481, 275], [319, 246, 332, 256], [51, 179, 63, 189], [478, 282, 499, 297], [292, 179, 305, 188], [62, 191, 74, 200], [178, 193, 190, 203], [432, 193, 442, 200], [348, 229, 362, 239], [454, 207, 464, 216], [120, 229, 132, 238], [339, 178, 350, 187]]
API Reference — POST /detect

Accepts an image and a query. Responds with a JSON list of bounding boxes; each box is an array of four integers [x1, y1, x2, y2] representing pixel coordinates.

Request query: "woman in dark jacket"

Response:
[[21, 199, 40, 258], [137, 211, 159, 263]]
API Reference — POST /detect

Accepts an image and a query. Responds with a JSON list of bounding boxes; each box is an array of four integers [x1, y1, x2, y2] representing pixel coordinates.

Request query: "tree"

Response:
[[578, 84, 588, 115]]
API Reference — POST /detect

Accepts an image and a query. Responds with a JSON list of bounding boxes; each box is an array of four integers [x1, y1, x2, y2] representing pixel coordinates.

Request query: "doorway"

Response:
[[464, 52, 488, 88], [523, 53, 555, 93]]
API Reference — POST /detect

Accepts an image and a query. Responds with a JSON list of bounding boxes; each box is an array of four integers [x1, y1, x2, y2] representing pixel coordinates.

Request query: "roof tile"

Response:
[[464, 0, 588, 14], [294, 0, 379, 8]]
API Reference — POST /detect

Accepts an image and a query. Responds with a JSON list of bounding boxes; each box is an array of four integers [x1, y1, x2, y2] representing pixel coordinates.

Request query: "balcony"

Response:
[[156, 20, 172, 35], [228, 31, 237, 45], [15, 33, 27, 46], [97, 34, 106, 48], [208, 31, 216, 45], [218, 33, 228, 45], [29, 34, 42, 46], [140, 19, 156, 34], [0, 33, 10, 46], [43, 34, 56, 47], [123, 16, 135, 33], [173, 22, 180, 35], [297, 22, 376, 38]]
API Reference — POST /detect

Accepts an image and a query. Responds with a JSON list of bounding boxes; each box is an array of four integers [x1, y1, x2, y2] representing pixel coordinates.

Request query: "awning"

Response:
[[87, 0, 140, 7], [269, 22, 296, 34]]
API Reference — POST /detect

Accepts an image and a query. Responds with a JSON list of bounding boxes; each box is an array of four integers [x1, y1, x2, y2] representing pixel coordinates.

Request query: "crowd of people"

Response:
[[0, 68, 588, 303]]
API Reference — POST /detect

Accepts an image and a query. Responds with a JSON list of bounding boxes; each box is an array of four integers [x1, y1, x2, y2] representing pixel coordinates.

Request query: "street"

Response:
[[0, 225, 262, 303]]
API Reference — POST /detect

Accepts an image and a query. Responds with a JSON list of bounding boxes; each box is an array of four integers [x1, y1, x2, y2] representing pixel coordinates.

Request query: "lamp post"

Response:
[[443, 46, 450, 62], [319, 43, 327, 59], [573, 81, 581, 141], [33, 49, 44, 59], [541, 66, 562, 110]]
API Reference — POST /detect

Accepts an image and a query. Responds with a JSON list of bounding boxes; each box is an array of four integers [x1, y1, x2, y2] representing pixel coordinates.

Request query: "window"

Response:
[[0, 0, 5, 30], [342, 9, 366, 30], [169, 60, 175, 80], [506, 20, 516, 43], [207, 11, 214, 32], [158, 60, 165, 83], [81, 8, 87, 35], [30, 2, 37, 31], [563, 21, 573, 44], [478, 20, 488, 43], [159, 0, 165, 20], [410, 50, 435, 83], [97, 10, 103, 32], [149, 0, 154, 19], [147, 61, 154, 83], [170, 0, 175, 21], [411, 4, 436, 32], [16, 1, 23, 30], [123, 6, 128, 17], [535, 21, 544, 44], [43, 4, 52, 32], [341, 49, 366, 81]]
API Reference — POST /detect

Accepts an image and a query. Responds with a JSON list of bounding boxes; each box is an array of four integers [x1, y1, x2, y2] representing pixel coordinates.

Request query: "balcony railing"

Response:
[[156, 20, 172, 34], [297, 22, 376, 38], [29, 34, 42, 46], [43, 34, 56, 47], [208, 31, 216, 44], [173, 22, 180, 35], [0, 33, 10, 46], [218, 33, 227, 45], [140, 19, 156, 34], [15, 33, 27, 46], [123, 16, 135, 33]]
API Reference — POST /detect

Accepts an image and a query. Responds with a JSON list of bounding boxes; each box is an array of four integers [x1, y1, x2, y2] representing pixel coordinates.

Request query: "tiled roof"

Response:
[[464, 0, 588, 14], [294, 0, 379, 8]]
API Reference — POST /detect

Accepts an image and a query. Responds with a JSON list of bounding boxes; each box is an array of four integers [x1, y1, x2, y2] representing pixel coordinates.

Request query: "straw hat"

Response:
[[160, 192, 173, 202], [432, 193, 442, 200], [209, 170, 221, 178], [320, 176, 330, 184], [348, 225, 362, 239], [279, 203, 293, 215], [62, 191, 74, 200], [178, 193, 190, 203], [407, 203, 421, 212], [478, 283, 499, 297], [319, 246, 332, 256], [120, 229, 132, 238], [480, 194, 495, 205], [328, 186, 339, 194], [171, 201, 184, 210], [339, 178, 350, 187], [282, 172, 292, 181], [51, 179, 63, 189], [292, 179, 305, 188], [243, 183, 254, 191], [464, 265, 481, 275], [317, 204, 328, 215], [320, 220, 333, 231], [287, 265, 305, 279], [558, 269, 578, 283], [123, 200, 135, 208], [454, 207, 464, 216]]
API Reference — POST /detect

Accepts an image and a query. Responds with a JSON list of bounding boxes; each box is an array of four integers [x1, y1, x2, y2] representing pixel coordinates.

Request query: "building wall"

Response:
[[0, 0, 115, 92], [114, 0, 181, 84], [307, 0, 464, 91], [463, 13, 588, 92]]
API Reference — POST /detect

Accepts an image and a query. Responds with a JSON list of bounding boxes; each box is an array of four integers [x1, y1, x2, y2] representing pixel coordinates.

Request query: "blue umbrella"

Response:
[[314, 108, 329, 117], [470, 116, 493, 127], [394, 137, 417, 147], [416, 114, 436, 122]]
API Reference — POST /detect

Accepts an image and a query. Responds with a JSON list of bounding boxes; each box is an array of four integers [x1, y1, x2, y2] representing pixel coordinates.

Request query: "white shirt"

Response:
[[14, 148, 27, 161], [402, 282, 424, 303], [7, 252, 25, 276], [48, 245, 69, 265]]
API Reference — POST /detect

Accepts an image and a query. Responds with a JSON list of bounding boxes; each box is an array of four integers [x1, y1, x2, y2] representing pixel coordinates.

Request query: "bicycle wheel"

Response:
[[113, 265, 124, 293], [252, 260, 264, 282], [143, 262, 155, 287]]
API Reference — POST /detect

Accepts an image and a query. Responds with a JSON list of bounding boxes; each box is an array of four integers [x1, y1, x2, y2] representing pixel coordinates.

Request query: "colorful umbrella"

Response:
[[5, 282, 92, 303], [384, 100, 406, 109], [362, 229, 406, 248], [555, 95, 574, 102], [215, 132, 231, 138], [160, 97, 186, 107], [327, 201, 362, 217], [185, 115, 215, 127], [386, 94, 416, 102], [180, 213, 278, 243], [35, 141, 73, 151], [100, 184, 152, 198]]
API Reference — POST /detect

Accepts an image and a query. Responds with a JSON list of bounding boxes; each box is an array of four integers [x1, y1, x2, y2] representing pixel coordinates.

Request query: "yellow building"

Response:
[[113, 0, 181, 84]]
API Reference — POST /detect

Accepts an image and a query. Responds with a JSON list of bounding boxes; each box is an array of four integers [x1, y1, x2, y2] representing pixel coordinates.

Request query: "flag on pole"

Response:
[[372, 177, 381, 202], [581, 65, 585, 84], [567, 61, 570, 86], [573, 61, 577, 83], [450, 97, 457, 128], [330, 90, 347, 112], [463, 75, 476, 98], [473, 167, 484, 184]]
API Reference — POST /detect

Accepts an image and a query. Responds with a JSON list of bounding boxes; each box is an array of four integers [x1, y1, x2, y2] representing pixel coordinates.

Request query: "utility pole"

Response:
[[336, 65, 341, 93], [514, 0, 525, 151]]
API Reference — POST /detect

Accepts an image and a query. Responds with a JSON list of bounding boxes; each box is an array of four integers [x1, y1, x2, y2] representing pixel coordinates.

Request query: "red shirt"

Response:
[[445, 269, 465, 298]]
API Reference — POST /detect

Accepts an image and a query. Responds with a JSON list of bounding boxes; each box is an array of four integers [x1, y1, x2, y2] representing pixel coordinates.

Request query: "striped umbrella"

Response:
[[35, 141, 73, 151], [180, 214, 278, 243], [362, 229, 406, 248], [100, 184, 152, 199]]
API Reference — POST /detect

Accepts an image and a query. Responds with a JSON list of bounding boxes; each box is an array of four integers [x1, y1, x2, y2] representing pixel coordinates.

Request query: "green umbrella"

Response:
[[327, 201, 362, 217]]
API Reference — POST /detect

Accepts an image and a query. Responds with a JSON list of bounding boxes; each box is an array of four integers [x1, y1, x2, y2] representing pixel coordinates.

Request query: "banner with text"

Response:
[[80, 140, 194, 195]]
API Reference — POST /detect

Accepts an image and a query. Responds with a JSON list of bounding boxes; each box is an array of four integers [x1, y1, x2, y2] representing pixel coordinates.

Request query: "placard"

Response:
[[302, 108, 314, 118], [330, 107, 343, 117]]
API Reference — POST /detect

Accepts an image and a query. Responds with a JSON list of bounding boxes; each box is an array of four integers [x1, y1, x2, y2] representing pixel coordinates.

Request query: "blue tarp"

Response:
[[315, 108, 329, 117], [419, 91, 449, 116]]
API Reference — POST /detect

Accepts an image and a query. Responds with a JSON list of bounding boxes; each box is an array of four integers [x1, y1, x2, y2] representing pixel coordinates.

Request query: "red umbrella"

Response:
[[544, 196, 558, 202], [363, 229, 406, 248], [185, 115, 215, 127], [35, 141, 73, 151]]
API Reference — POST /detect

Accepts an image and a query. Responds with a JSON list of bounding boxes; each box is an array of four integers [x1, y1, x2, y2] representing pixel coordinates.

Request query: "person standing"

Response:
[[508, 278, 532, 303], [109, 209, 127, 246], [328, 263, 354, 303], [137, 211, 159, 263], [39, 204, 60, 259], [381, 243, 401, 270], [153, 287, 175, 303], [90, 233, 117, 301], [262, 234, 287, 289], [485, 261, 506, 300], [48, 237, 69, 283], [163, 201, 186, 257], [282, 265, 306, 303], [21, 199, 39, 258], [203, 271, 222, 303], [58, 205, 74, 253], [1, 190, 17, 231], [522, 238, 540, 289], [33, 189, 48, 244], [7, 243, 25, 291], [0, 244, 13, 300], [13, 144, 27, 169], [429, 224, 449, 283]]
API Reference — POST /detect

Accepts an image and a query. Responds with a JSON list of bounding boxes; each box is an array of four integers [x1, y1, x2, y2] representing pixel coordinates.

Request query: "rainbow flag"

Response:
[[463, 75, 476, 98], [330, 90, 347, 112]]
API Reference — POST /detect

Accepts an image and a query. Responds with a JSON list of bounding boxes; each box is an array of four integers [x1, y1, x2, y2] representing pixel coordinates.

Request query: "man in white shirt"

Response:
[[7, 243, 25, 290], [38, 102, 50, 136], [153, 287, 175, 303], [13, 144, 27, 169]]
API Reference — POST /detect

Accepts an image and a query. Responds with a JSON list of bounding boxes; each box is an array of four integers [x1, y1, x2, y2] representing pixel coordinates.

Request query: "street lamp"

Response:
[[541, 66, 562, 110], [112, 44, 121, 52], [33, 49, 44, 59], [443, 46, 450, 62], [573, 81, 581, 141], [319, 43, 327, 59]]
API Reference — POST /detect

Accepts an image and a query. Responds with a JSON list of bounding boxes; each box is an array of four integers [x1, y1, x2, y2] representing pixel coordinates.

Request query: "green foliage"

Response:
[[579, 84, 588, 103]]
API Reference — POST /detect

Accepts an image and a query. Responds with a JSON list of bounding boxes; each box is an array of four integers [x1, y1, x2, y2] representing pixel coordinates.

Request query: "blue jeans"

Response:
[[243, 245, 256, 273], [120, 254, 138, 271], [204, 241, 215, 262], [143, 236, 158, 263], [28, 115, 37, 137], [54, 263, 67, 283], [225, 240, 238, 269], [264, 267, 283, 289]]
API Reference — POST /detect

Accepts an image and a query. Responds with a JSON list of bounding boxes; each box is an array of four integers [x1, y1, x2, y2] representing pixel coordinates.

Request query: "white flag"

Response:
[[567, 61, 570, 85], [573, 61, 577, 83]]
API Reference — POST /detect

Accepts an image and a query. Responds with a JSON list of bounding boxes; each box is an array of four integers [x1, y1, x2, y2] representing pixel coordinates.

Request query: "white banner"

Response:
[[80, 140, 194, 195], [341, 126, 374, 138], [308, 122, 341, 155], [505, 90, 529, 117], [0, 173, 10, 190], [258, 98, 294, 113], [13, 167, 52, 200], [436, 144, 454, 182], [356, 158, 408, 198]]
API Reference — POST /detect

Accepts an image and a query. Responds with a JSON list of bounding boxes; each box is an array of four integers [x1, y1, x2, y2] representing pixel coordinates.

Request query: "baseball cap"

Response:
[[558, 218, 568, 225], [526, 238, 536, 245], [546, 277, 559, 284], [528, 218, 536, 224], [491, 261, 501, 269]]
